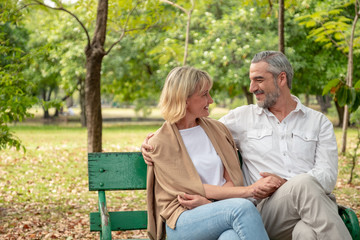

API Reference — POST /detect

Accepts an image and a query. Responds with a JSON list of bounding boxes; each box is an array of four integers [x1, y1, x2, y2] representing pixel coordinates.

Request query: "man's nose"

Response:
[[249, 81, 257, 93]]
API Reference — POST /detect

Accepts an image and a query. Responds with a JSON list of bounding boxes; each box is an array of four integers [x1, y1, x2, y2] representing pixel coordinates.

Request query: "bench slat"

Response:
[[90, 211, 148, 231], [88, 152, 147, 191]]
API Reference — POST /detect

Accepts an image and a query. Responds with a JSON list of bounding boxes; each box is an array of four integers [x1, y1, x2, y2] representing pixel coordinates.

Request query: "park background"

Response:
[[1, 0, 360, 239]]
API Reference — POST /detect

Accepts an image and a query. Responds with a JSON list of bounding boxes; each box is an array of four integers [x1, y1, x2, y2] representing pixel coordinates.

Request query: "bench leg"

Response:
[[99, 190, 112, 240]]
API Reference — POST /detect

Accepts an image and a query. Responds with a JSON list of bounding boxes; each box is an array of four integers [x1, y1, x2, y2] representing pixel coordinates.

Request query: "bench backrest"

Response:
[[88, 152, 148, 237], [88, 152, 147, 191]]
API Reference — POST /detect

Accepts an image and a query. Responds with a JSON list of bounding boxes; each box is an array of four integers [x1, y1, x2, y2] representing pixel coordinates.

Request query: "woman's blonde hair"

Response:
[[159, 66, 213, 124]]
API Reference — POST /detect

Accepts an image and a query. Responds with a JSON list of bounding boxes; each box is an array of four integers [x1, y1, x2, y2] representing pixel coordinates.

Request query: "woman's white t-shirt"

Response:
[[179, 125, 226, 186]]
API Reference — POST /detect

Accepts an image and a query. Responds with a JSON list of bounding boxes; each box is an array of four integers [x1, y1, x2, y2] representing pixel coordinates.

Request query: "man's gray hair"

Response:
[[251, 51, 293, 89]]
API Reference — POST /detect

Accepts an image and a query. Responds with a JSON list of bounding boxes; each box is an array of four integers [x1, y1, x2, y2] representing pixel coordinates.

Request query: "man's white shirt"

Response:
[[219, 95, 338, 194]]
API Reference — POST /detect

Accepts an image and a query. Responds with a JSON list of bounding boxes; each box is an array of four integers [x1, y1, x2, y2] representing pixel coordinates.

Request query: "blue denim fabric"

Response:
[[165, 198, 269, 240]]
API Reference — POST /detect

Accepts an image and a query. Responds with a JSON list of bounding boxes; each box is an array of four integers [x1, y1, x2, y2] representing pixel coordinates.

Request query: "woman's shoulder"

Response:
[[148, 122, 175, 146]]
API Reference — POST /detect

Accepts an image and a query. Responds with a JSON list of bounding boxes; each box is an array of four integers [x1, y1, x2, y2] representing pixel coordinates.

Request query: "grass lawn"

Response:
[[1, 118, 359, 239]]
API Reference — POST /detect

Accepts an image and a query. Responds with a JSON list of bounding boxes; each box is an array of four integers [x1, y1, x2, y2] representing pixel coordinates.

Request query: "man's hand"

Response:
[[260, 172, 287, 185], [141, 133, 154, 165], [177, 193, 211, 210], [250, 172, 286, 199]]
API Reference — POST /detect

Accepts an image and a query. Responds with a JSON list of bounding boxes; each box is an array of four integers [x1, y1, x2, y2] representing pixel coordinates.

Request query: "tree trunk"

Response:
[[242, 86, 254, 105], [54, 109, 59, 117], [43, 109, 50, 119], [341, 7, 359, 153], [85, 0, 108, 153], [278, 0, 285, 54], [79, 77, 87, 127], [305, 93, 310, 106], [341, 106, 349, 152], [335, 100, 344, 127], [316, 95, 330, 113], [42, 89, 50, 119]]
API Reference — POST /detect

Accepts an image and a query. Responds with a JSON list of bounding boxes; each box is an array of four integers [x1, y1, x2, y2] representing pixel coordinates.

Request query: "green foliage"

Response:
[[296, 1, 360, 54], [189, 5, 277, 101], [5, 0, 360, 122], [296, 0, 360, 116], [323, 78, 360, 111], [0, 2, 37, 150], [21, 6, 87, 116]]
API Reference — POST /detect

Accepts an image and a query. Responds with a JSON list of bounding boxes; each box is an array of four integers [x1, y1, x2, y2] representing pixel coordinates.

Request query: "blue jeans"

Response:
[[165, 198, 269, 240]]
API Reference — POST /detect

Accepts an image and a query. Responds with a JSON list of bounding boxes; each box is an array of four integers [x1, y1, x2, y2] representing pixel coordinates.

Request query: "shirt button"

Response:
[[283, 152, 286, 156]]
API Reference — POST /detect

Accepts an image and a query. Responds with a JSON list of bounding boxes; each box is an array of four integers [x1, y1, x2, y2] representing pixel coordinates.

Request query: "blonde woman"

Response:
[[147, 66, 269, 240]]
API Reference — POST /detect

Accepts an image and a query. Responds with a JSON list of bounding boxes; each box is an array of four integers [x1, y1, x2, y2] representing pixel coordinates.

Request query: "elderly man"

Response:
[[142, 51, 351, 240]]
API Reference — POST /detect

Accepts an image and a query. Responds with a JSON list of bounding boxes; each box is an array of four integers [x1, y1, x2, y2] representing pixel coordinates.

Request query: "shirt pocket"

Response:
[[291, 130, 318, 160], [247, 128, 273, 157]]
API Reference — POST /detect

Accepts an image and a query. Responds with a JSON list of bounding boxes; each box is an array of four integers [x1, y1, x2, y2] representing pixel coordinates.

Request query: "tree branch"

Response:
[[267, 0, 273, 16], [183, 0, 194, 65], [105, 1, 140, 55], [22, 0, 91, 46], [160, 0, 188, 14]]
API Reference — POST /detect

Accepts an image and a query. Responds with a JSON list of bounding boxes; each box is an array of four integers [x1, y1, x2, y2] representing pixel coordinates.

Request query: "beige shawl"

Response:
[[146, 117, 244, 240]]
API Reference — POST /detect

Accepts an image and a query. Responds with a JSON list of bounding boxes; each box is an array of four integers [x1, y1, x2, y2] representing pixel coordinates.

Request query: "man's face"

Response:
[[249, 61, 280, 109]]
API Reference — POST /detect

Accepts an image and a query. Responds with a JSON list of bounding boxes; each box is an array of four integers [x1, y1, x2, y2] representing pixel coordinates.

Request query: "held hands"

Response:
[[177, 193, 211, 210], [250, 172, 287, 200], [141, 133, 154, 165]]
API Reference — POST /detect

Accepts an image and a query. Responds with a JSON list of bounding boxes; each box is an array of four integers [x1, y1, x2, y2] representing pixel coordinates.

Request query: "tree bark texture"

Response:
[[278, 0, 285, 54], [335, 100, 344, 127], [316, 95, 332, 113], [85, 0, 108, 153], [79, 77, 87, 127], [242, 86, 254, 105]]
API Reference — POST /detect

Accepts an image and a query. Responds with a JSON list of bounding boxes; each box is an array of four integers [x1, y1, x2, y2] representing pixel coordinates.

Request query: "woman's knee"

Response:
[[220, 198, 258, 216], [218, 229, 239, 240]]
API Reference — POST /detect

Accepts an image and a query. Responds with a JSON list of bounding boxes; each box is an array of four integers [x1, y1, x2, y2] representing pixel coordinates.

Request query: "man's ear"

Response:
[[278, 72, 288, 87]]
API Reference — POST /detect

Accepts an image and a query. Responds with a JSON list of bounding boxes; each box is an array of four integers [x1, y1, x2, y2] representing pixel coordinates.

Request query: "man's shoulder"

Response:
[[226, 104, 258, 117], [300, 104, 329, 120]]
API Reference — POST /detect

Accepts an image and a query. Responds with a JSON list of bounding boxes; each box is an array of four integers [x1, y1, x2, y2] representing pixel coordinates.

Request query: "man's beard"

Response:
[[255, 86, 280, 109]]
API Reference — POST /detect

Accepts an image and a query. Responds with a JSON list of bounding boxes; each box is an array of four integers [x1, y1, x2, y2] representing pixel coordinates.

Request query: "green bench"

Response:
[[88, 152, 148, 240], [88, 152, 360, 240]]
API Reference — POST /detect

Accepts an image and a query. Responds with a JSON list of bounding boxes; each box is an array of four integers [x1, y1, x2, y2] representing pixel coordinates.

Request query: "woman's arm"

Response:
[[177, 193, 211, 209], [203, 168, 282, 200]]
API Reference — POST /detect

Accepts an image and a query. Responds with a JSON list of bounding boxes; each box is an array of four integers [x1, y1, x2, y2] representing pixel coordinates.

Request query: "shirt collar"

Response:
[[255, 95, 307, 116]]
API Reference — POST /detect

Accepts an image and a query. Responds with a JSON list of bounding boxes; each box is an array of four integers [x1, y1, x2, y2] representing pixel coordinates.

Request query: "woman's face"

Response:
[[186, 82, 213, 119]]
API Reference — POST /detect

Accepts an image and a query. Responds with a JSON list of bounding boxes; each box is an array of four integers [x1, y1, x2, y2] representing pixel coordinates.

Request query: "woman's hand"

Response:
[[141, 133, 154, 165], [177, 193, 211, 210]]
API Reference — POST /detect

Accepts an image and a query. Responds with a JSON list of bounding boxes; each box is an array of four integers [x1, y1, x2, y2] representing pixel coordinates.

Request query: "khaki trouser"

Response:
[[257, 173, 352, 240]]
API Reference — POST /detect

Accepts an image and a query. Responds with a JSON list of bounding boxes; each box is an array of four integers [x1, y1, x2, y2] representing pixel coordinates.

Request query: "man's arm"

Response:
[[307, 117, 338, 194]]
